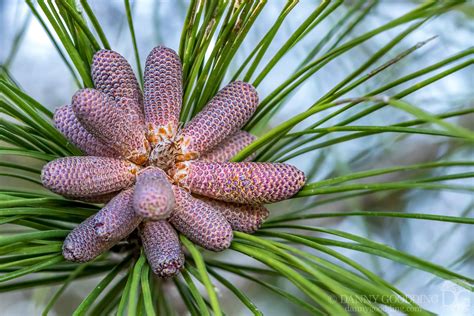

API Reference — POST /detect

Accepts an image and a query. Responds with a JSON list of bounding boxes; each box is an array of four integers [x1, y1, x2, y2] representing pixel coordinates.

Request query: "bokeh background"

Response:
[[1, 0, 473, 315]]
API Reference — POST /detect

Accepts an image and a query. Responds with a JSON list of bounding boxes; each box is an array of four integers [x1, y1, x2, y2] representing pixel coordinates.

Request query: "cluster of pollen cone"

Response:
[[41, 46, 306, 278]]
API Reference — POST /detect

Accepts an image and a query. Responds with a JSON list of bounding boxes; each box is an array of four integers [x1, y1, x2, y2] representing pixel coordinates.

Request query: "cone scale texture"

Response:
[[41, 156, 138, 198], [200, 130, 257, 162], [62, 216, 116, 263], [179, 81, 258, 157], [139, 220, 184, 278], [144, 46, 182, 145], [199, 197, 269, 233], [133, 168, 175, 220], [72, 88, 150, 165], [169, 186, 233, 251], [91, 49, 144, 124], [93, 188, 142, 241], [63, 191, 118, 204], [53, 105, 119, 158], [173, 161, 306, 204]]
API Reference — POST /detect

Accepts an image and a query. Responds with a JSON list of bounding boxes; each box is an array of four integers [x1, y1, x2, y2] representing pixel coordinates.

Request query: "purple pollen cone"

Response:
[[41, 156, 138, 198], [93, 188, 142, 241], [169, 186, 233, 251], [173, 161, 306, 204], [62, 216, 116, 263], [144, 46, 183, 145], [139, 220, 184, 278], [199, 197, 269, 233], [200, 130, 257, 162], [179, 81, 258, 157], [91, 49, 144, 124], [133, 168, 175, 220], [71, 88, 150, 165], [54, 105, 120, 158]]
